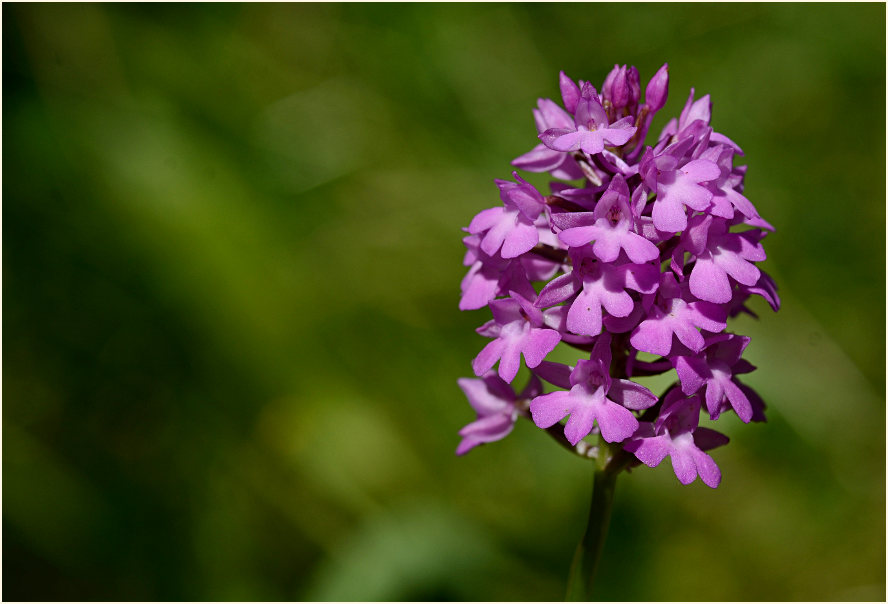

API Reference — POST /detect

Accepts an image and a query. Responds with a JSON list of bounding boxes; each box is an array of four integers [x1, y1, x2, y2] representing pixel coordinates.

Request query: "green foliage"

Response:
[[3, 3, 884, 600]]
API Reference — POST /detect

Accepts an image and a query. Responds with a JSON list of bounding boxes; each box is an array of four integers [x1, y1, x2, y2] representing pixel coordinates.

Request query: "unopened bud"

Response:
[[559, 71, 580, 114], [645, 63, 669, 112], [626, 66, 641, 111]]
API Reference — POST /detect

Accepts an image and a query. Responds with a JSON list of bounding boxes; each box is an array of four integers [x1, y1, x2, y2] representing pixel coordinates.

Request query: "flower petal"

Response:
[[522, 328, 562, 368], [472, 338, 506, 377]]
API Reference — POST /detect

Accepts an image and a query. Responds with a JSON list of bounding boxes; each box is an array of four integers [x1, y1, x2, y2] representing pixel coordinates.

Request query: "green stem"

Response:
[[565, 465, 618, 601]]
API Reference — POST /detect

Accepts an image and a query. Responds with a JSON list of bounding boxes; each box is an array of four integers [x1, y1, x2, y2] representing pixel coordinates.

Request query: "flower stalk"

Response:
[[565, 463, 618, 601]]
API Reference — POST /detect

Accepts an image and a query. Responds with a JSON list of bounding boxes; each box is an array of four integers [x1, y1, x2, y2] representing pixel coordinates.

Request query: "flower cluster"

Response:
[[457, 64, 778, 488]]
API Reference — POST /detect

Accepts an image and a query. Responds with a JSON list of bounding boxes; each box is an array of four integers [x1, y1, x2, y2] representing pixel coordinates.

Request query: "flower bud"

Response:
[[602, 64, 627, 108], [645, 63, 669, 112], [626, 66, 641, 112], [559, 71, 580, 114]]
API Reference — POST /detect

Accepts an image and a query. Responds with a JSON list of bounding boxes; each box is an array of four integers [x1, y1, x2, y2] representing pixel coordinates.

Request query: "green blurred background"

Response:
[[3, 3, 885, 601]]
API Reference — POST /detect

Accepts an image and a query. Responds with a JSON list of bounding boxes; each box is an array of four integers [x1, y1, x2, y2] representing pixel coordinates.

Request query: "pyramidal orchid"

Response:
[[455, 63, 779, 600]]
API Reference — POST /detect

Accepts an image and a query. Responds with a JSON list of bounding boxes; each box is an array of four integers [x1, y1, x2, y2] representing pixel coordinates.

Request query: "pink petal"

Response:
[[575, 95, 608, 129], [596, 400, 639, 443], [457, 412, 514, 440], [480, 215, 512, 257], [591, 229, 623, 262], [680, 159, 720, 182], [512, 143, 567, 173], [457, 377, 510, 416], [522, 329, 561, 368], [529, 390, 573, 428], [472, 339, 505, 377], [566, 289, 603, 336], [652, 196, 688, 233], [536, 272, 580, 308], [468, 207, 504, 234], [704, 378, 725, 418], [687, 301, 728, 332], [459, 263, 498, 311], [626, 434, 671, 467], [609, 379, 658, 410], [674, 356, 708, 395], [533, 360, 573, 389], [559, 72, 581, 114], [690, 448, 721, 488], [690, 257, 732, 303], [721, 377, 753, 423], [559, 225, 600, 248], [670, 448, 698, 485], [563, 403, 597, 446], [725, 187, 758, 218], [621, 263, 660, 293], [621, 232, 660, 263], [537, 98, 575, 130], [693, 427, 730, 451], [713, 250, 760, 287], [672, 319, 705, 353], [497, 338, 524, 383], [630, 318, 675, 357], [501, 220, 539, 258], [598, 287, 634, 318], [539, 128, 582, 152], [574, 130, 606, 155], [601, 119, 636, 146]]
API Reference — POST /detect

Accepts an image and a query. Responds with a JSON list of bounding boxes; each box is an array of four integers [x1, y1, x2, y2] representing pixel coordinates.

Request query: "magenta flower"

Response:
[[512, 96, 584, 180], [458, 240, 539, 311], [457, 64, 780, 599], [529, 334, 657, 444], [672, 333, 757, 422], [535, 247, 659, 337], [472, 291, 562, 383], [673, 214, 767, 304], [729, 270, 781, 318], [456, 372, 542, 455], [457, 64, 777, 498], [539, 83, 637, 156], [640, 140, 721, 233], [467, 173, 547, 259], [553, 174, 659, 264], [457, 64, 779, 599], [629, 273, 727, 356], [452, 66, 788, 604], [601, 64, 640, 119], [623, 389, 729, 488], [698, 144, 760, 221]]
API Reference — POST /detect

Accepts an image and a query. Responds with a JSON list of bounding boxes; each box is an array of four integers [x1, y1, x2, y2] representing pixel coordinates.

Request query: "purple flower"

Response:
[[630, 273, 727, 357], [456, 64, 777, 489], [553, 174, 659, 263], [623, 389, 729, 488], [466, 173, 547, 259], [729, 270, 781, 317], [672, 333, 757, 422], [676, 214, 767, 304], [529, 333, 657, 444], [535, 247, 659, 337], [698, 144, 760, 221], [512, 97, 584, 180], [456, 372, 542, 455], [458, 236, 540, 311], [601, 64, 641, 118], [473, 291, 562, 383], [539, 83, 637, 156], [640, 140, 721, 233], [644, 63, 669, 113]]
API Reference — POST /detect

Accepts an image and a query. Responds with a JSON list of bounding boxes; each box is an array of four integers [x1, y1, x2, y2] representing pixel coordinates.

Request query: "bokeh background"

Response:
[[3, 3, 885, 601]]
